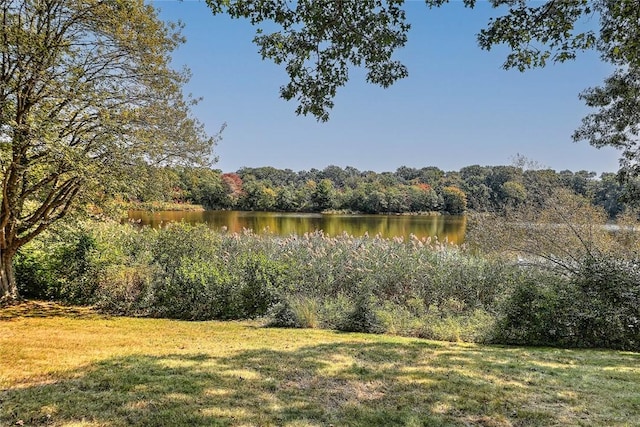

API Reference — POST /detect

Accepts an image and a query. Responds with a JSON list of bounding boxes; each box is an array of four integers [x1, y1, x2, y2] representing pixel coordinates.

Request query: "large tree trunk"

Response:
[[0, 250, 18, 303]]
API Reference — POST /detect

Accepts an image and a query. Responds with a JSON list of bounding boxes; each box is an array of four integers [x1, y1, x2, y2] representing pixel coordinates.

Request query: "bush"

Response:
[[495, 256, 640, 351], [15, 226, 101, 302], [339, 292, 385, 334], [150, 259, 234, 320], [94, 265, 155, 316], [376, 302, 423, 336], [235, 253, 286, 318], [492, 273, 569, 346], [470, 190, 640, 350], [571, 256, 640, 350], [14, 245, 56, 299], [291, 297, 320, 328], [268, 300, 300, 328]]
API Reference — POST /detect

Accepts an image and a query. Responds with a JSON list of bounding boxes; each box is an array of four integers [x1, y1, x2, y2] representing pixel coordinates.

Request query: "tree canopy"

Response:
[[0, 0, 216, 300], [207, 0, 640, 177], [129, 163, 631, 220]]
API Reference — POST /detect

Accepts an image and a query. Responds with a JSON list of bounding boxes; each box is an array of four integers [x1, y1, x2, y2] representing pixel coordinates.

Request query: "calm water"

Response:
[[128, 210, 467, 244]]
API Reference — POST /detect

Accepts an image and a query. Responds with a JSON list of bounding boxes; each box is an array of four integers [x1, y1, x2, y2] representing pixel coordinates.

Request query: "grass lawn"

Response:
[[1, 302, 639, 426]]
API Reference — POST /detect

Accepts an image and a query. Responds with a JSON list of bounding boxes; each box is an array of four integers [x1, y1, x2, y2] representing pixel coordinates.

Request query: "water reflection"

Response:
[[128, 210, 467, 244]]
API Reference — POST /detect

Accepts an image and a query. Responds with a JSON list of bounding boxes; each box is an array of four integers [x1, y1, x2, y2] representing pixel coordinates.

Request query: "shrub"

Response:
[[94, 265, 155, 316], [417, 301, 495, 343], [570, 256, 640, 350], [495, 257, 640, 351], [15, 226, 102, 302], [13, 219, 594, 347], [235, 253, 287, 318], [317, 294, 352, 330], [290, 297, 320, 328], [53, 231, 101, 303], [376, 301, 425, 336], [14, 244, 56, 299], [339, 292, 385, 334], [151, 259, 235, 320], [268, 300, 300, 328], [492, 272, 568, 346], [470, 189, 640, 350]]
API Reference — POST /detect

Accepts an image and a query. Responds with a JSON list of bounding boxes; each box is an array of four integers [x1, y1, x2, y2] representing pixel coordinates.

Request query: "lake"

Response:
[[127, 210, 467, 244]]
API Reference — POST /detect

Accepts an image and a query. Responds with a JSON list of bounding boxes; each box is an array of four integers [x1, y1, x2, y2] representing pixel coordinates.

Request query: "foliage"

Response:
[[469, 189, 640, 350], [495, 257, 640, 351], [310, 178, 336, 211], [474, 0, 598, 70], [178, 167, 229, 209], [0, 0, 216, 301], [339, 292, 384, 334], [441, 186, 467, 215], [13, 243, 56, 300], [15, 221, 516, 341], [14, 189, 640, 351], [574, 66, 640, 179], [207, 0, 410, 121], [269, 296, 321, 329], [268, 299, 300, 328], [14, 225, 103, 303], [133, 163, 633, 218], [235, 252, 286, 318]]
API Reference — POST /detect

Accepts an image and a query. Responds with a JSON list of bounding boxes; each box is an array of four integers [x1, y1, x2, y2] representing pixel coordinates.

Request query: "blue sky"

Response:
[[153, 0, 621, 175]]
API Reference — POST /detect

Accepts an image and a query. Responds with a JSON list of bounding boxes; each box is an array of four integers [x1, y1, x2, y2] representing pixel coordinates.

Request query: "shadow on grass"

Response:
[[2, 337, 639, 426], [0, 300, 108, 321]]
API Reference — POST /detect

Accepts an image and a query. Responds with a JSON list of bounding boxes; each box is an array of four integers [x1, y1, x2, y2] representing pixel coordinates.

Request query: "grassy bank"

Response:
[[1, 302, 639, 426]]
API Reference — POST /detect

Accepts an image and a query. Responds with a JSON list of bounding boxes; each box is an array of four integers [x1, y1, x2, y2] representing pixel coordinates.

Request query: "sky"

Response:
[[152, 0, 621, 175]]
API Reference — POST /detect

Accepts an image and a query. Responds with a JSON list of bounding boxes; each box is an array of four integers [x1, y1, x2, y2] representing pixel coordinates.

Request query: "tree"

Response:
[[485, 166, 523, 210], [592, 172, 625, 218], [239, 179, 277, 211], [574, 67, 640, 179], [407, 183, 440, 212], [394, 166, 420, 183], [310, 178, 336, 211], [501, 181, 527, 207], [221, 173, 244, 207], [384, 185, 408, 213], [206, 0, 410, 122], [135, 165, 182, 203], [459, 165, 492, 211], [477, 0, 640, 179], [0, 0, 216, 301], [207, 0, 640, 178], [442, 186, 467, 215], [179, 167, 228, 209], [275, 185, 298, 211]]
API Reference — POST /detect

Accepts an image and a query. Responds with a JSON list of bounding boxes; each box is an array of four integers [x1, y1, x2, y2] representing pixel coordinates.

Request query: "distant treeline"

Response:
[[130, 164, 637, 217]]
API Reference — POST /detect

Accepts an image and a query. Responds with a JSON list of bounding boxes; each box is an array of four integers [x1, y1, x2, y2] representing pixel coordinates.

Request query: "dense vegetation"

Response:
[[16, 188, 640, 350], [130, 163, 636, 218]]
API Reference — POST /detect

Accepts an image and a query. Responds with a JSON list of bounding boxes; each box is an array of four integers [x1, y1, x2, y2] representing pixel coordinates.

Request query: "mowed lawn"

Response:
[[1, 302, 639, 427]]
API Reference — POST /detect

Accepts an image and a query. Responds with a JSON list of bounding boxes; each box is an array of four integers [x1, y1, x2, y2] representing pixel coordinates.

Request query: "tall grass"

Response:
[[16, 221, 515, 342]]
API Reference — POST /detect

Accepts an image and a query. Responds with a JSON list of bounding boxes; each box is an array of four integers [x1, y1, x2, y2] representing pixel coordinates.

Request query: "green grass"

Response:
[[1, 302, 639, 426]]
